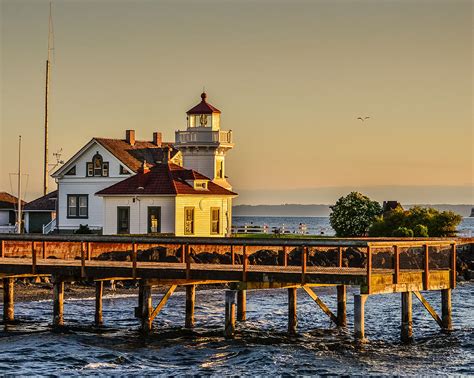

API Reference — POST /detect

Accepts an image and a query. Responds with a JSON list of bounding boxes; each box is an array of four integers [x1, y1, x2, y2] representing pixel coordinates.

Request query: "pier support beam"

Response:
[[288, 287, 297, 335], [95, 281, 104, 327], [401, 291, 413, 343], [141, 283, 153, 334], [185, 285, 196, 328], [441, 289, 452, 331], [224, 290, 236, 338], [237, 290, 246, 321], [135, 281, 144, 318], [354, 294, 368, 341], [337, 285, 347, 327], [2, 278, 14, 323], [52, 278, 64, 327]]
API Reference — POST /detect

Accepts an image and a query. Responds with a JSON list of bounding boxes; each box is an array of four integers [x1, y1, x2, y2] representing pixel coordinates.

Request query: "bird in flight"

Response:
[[357, 116, 371, 122]]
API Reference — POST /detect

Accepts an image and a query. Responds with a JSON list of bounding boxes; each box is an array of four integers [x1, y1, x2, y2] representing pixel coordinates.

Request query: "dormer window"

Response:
[[193, 180, 208, 190], [86, 152, 109, 177]]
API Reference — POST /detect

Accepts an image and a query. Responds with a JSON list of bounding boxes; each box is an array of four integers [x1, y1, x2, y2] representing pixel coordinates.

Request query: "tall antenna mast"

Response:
[[43, 2, 54, 195], [17, 136, 22, 234]]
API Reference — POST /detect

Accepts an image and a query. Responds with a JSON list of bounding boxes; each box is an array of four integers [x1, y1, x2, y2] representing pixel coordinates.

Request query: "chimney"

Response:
[[153, 132, 162, 147], [162, 146, 171, 163], [125, 130, 135, 146]]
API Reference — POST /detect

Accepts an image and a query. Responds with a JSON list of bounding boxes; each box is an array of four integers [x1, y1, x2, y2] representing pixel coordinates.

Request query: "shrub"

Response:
[[392, 227, 414, 237], [75, 224, 93, 234], [413, 224, 429, 237], [329, 192, 383, 237]]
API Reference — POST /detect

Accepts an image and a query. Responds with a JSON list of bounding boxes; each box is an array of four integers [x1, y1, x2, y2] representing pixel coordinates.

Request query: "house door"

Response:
[[148, 207, 161, 233], [117, 207, 130, 234]]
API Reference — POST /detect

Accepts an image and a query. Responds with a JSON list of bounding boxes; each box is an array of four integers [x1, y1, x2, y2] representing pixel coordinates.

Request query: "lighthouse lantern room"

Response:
[[175, 92, 234, 190]]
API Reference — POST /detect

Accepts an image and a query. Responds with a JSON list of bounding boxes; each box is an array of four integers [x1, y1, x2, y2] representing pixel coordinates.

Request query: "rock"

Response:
[[249, 249, 279, 265]]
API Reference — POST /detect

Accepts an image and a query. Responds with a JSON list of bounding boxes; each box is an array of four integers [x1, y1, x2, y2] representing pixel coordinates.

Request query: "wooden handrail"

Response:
[[394, 245, 400, 284], [132, 242, 137, 279], [80, 242, 86, 278], [450, 243, 456, 289], [366, 246, 372, 294], [423, 244, 429, 289], [242, 245, 248, 281]]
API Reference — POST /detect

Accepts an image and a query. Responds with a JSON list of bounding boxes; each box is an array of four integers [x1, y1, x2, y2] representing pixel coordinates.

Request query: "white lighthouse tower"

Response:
[[175, 92, 234, 190]]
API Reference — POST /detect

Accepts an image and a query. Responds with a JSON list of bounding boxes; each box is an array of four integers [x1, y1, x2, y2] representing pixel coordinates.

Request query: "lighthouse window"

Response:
[[184, 207, 195, 235], [216, 161, 224, 179], [210, 208, 220, 234]]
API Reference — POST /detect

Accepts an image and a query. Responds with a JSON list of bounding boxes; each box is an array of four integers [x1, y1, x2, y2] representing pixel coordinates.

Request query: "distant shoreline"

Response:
[[233, 204, 473, 217]]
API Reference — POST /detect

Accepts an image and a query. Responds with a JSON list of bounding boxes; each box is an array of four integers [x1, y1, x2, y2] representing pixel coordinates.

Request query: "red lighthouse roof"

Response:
[[186, 92, 221, 115]]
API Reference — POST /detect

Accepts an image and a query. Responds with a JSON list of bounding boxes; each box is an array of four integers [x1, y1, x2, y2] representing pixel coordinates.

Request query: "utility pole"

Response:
[[43, 2, 53, 195], [17, 136, 22, 234]]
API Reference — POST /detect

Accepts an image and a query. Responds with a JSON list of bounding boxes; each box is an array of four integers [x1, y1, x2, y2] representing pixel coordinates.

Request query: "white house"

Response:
[[46, 92, 236, 236], [51, 131, 181, 233]]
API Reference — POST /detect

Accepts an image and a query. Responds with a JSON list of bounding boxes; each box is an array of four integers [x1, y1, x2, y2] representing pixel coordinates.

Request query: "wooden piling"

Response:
[[53, 278, 64, 327], [3, 278, 14, 323], [354, 294, 368, 341], [337, 285, 347, 327], [135, 280, 144, 318], [185, 284, 196, 328], [237, 290, 246, 321], [95, 281, 104, 326], [401, 291, 413, 343], [288, 287, 297, 335], [141, 283, 153, 333], [224, 290, 236, 338], [441, 288, 452, 331]]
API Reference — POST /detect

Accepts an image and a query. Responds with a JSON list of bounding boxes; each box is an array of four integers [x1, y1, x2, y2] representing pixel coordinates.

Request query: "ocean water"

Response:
[[0, 284, 473, 375], [233, 216, 474, 237]]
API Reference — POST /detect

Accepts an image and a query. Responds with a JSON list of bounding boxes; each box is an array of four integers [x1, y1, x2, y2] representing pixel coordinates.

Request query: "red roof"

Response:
[[95, 138, 178, 172], [96, 163, 236, 196], [186, 92, 221, 115], [0, 192, 25, 210]]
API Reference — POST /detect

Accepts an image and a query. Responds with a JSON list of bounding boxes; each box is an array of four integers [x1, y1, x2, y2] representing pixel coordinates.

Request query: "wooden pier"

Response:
[[0, 234, 467, 342]]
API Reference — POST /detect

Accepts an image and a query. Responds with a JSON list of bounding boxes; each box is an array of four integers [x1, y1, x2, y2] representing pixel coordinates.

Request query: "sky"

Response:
[[1, 0, 472, 205]]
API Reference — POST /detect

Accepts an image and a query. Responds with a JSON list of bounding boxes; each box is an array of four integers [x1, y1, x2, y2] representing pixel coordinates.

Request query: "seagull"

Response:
[[357, 116, 371, 122]]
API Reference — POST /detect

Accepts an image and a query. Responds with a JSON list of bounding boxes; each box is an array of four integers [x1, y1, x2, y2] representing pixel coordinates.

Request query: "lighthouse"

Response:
[[175, 92, 234, 190]]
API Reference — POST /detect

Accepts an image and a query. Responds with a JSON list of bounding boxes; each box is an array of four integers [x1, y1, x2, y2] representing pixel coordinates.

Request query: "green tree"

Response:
[[413, 224, 429, 237], [368, 206, 462, 237], [392, 227, 414, 237], [329, 192, 383, 237]]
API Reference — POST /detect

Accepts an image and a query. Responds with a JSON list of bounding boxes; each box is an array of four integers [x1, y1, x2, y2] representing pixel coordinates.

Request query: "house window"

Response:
[[87, 163, 93, 177], [210, 208, 220, 234], [120, 165, 130, 175], [184, 207, 194, 235], [65, 166, 76, 175], [67, 195, 88, 218], [86, 152, 109, 177], [102, 162, 109, 177]]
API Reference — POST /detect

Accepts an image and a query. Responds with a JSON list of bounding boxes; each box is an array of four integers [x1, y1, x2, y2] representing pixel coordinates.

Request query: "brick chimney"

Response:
[[162, 146, 171, 163], [153, 132, 162, 147], [125, 130, 135, 146]]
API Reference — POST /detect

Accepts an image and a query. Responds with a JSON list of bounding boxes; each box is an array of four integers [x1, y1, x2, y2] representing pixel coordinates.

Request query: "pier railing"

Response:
[[0, 234, 458, 293]]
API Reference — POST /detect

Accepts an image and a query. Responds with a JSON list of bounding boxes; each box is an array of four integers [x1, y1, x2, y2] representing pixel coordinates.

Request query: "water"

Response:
[[0, 284, 473, 375], [233, 216, 474, 237]]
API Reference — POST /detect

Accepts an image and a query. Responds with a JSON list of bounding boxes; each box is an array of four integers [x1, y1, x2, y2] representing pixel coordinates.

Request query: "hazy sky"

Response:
[[1, 0, 473, 205]]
